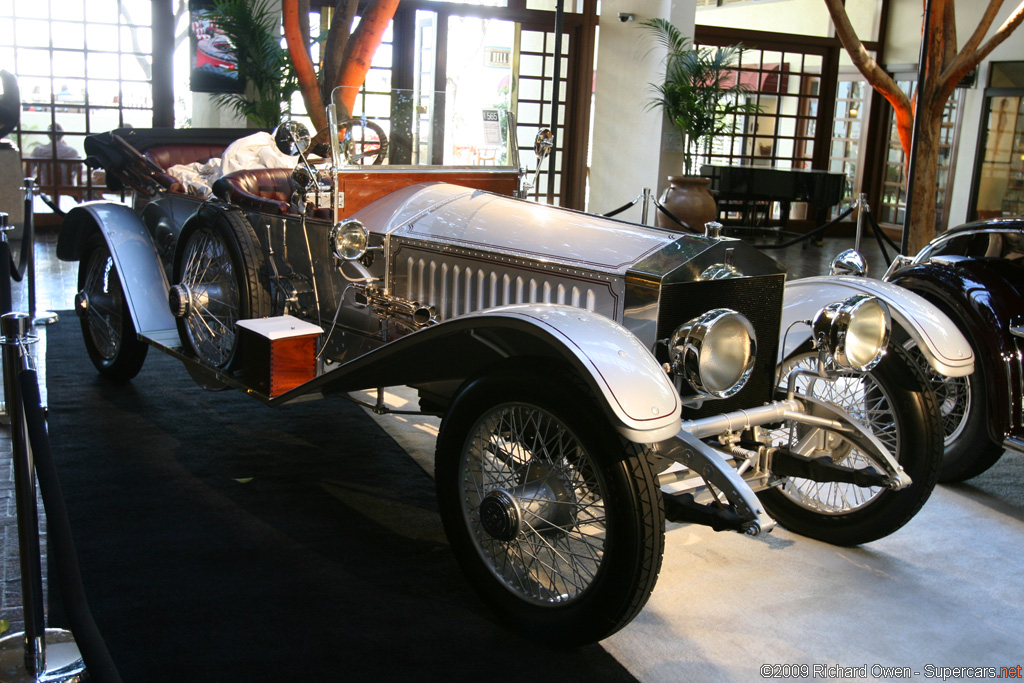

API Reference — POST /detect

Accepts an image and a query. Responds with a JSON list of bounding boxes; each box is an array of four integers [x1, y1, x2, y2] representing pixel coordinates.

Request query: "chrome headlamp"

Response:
[[812, 295, 891, 371], [329, 219, 369, 261], [669, 308, 756, 398]]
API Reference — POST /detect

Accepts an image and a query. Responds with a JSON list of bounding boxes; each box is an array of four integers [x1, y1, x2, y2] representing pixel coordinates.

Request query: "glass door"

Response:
[[970, 61, 1024, 221], [972, 95, 1024, 219]]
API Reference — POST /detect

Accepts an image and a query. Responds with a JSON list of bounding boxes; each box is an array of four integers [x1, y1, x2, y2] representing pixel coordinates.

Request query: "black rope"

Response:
[[752, 205, 857, 250], [7, 189, 35, 282], [0, 239, 11, 315], [19, 369, 123, 683], [652, 199, 699, 233], [864, 208, 901, 266], [602, 196, 640, 218], [38, 191, 66, 217]]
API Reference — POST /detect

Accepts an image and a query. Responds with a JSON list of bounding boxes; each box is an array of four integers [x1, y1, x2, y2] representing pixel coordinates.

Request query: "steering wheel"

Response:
[[338, 118, 388, 165]]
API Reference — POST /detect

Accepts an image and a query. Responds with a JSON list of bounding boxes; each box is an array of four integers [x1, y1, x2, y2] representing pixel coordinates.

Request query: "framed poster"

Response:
[[189, 0, 243, 93]]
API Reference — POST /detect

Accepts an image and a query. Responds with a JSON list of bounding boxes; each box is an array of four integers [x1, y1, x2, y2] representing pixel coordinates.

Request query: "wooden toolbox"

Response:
[[236, 316, 324, 397]]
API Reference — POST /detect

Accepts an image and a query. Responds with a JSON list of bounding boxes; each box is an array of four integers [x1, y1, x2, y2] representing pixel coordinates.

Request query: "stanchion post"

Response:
[[855, 193, 868, 253], [641, 188, 651, 226], [0, 312, 86, 681], [1, 312, 44, 674], [21, 177, 59, 327], [0, 211, 10, 422]]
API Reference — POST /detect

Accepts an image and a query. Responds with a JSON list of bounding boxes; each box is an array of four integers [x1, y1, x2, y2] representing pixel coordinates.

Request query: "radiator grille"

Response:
[[397, 250, 618, 321], [656, 274, 786, 417]]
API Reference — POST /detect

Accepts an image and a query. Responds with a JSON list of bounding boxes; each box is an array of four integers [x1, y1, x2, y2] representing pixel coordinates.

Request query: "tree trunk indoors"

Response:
[[824, 0, 1024, 252]]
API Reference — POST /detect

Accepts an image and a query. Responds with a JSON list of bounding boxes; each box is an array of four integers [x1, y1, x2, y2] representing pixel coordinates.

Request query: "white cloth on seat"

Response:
[[219, 132, 299, 176], [165, 132, 299, 198]]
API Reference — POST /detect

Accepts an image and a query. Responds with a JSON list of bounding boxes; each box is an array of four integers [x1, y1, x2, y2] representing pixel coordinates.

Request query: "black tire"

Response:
[[435, 368, 665, 646], [77, 232, 148, 381], [900, 333, 1005, 483], [760, 343, 942, 546], [171, 207, 270, 371]]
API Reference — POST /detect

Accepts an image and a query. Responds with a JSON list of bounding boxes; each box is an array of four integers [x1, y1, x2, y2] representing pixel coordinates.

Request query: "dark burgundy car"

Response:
[[884, 218, 1024, 481]]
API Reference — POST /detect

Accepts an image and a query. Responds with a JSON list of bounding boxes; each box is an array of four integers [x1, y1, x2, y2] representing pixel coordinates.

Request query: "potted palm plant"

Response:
[[641, 18, 761, 230], [203, 0, 299, 130]]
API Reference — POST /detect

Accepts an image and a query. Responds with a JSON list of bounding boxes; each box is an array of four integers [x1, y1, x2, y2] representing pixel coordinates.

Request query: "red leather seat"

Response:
[[143, 143, 227, 190], [212, 168, 297, 215]]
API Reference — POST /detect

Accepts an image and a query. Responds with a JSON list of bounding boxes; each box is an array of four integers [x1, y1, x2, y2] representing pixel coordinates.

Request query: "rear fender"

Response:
[[294, 304, 682, 443], [57, 201, 176, 338], [780, 276, 974, 377]]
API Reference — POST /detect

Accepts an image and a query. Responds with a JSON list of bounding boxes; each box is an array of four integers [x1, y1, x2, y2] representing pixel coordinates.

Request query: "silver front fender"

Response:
[[58, 201, 176, 339], [459, 304, 682, 443], [781, 276, 974, 377]]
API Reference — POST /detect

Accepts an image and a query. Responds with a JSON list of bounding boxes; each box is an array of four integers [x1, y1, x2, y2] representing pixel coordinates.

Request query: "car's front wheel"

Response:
[[901, 335, 1004, 482], [435, 368, 665, 646], [761, 343, 942, 545]]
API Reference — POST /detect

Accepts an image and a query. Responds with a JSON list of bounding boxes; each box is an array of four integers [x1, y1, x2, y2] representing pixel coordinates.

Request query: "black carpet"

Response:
[[44, 317, 638, 682]]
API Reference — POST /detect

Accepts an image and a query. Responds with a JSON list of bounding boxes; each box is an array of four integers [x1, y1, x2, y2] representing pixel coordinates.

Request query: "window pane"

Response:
[[121, 53, 152, 81], [121, 25, 152, 54], [54, 51, 86, 78], [86, 23, 119, 51], [53, 21, 85, 50], [18, 48, 53, 77]]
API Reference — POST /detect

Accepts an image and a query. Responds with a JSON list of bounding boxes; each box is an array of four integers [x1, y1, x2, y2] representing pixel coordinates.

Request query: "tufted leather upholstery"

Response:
[[143, 143, 227, 190], [144, 143, 227, 170], [212, 168, 297, 215]]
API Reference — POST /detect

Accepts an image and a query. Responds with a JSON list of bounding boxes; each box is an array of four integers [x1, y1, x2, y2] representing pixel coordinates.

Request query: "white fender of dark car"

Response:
[[57, 201, 178, 341], [780, 276, 974, 377]]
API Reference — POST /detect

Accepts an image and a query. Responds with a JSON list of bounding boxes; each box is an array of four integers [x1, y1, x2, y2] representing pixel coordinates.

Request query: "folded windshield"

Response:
[[327, 86, 517, 169]]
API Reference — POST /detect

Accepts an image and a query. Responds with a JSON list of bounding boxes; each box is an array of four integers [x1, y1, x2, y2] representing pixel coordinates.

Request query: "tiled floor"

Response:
[[0, 223, 886, 636]]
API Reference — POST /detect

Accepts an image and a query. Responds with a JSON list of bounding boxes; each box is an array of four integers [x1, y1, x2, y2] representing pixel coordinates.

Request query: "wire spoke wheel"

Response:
[[178, 227, 240, 368], [172, 207, 269, 372], [436, 369, 664, 645], [81, 246, 124, 360], [76, 233, 147, 380], [896, 333, 1004, 482], [462, 403, 607, 606], [770, 355, 896, 514], [902, 339, 971, 446], [760, 344, 941, 546]]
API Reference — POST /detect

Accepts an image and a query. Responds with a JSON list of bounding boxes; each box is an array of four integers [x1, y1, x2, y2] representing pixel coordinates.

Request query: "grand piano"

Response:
[[701, 164, 846, 233]]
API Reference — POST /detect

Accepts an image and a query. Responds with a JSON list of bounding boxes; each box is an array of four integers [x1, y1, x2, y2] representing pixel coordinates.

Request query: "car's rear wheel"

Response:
[[435, 369, 665, 646], [76, 232, 148, 381], [761, 343, 942, 545], [170, 208, 270, 370], [901, 336, 1004, 482]]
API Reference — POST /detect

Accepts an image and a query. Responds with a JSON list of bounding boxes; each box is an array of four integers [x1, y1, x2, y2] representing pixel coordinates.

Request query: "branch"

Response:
[[953, 0, 1005, 60], [321, 0, 359, 106], [283, 0, 325, 130], [174, 0, 190, 50], [823, 0, 913, 153], [939, 0, 1024, 102], [334, 0, 400, 115]]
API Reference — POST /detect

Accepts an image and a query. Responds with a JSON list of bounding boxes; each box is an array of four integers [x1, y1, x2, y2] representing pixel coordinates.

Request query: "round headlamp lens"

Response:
[[813, 295, 890, 371], [669, 308, 756, 398], [331, 219, 368, 261]]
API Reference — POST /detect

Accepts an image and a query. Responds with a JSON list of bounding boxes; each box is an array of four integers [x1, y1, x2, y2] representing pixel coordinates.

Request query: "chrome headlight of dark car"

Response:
[[812, 295, 891, 371], [669, 308, 756, 399], [330, 219, 369, 261]]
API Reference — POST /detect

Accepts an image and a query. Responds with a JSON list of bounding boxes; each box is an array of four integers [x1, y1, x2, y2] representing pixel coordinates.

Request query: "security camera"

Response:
[[618, 13, 635, 22]]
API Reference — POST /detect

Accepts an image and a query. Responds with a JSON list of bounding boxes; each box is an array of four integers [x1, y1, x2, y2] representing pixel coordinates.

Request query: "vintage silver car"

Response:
[[57, 88, 959, 645]]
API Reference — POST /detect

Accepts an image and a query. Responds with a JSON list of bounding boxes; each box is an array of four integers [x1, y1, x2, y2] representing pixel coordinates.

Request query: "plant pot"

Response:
[[657, 175, 718, 232]]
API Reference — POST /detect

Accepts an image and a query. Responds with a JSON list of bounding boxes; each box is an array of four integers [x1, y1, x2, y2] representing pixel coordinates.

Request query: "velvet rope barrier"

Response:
[[19, 369, 123, 683], [751, 204, 856, 250]]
